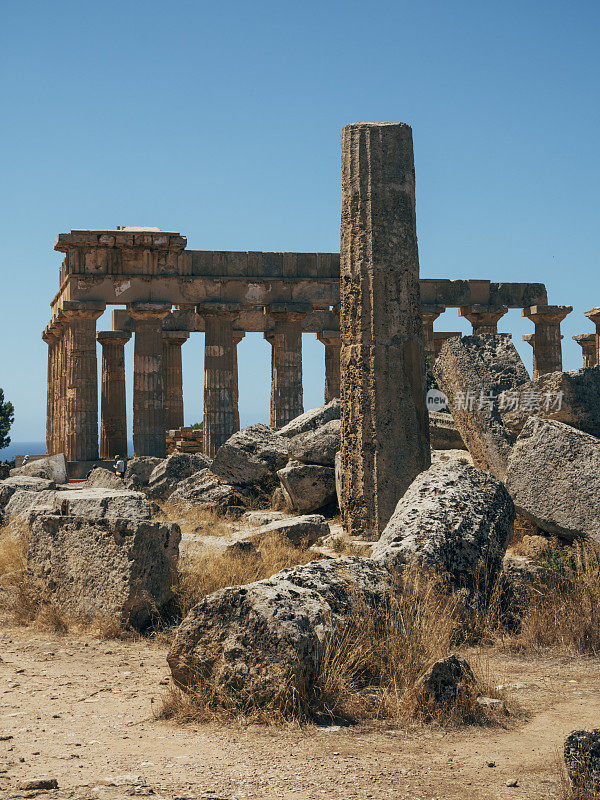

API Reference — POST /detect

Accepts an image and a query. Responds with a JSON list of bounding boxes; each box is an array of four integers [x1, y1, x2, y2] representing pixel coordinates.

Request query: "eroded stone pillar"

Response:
[[316, 330, 341, 402], [584, 308, 600, 366], [162, 331, 189, 431], [198, 304, 237, 456], [232, 331, 245, 431], [97, 330, 131, 459], [421, 304, 445, 362], [523, 305, 572, 377], [62, 301, 105, 462], [459, 304, 508, 335], [573, 333, 598, 368], [433, 332, 461, 359], [340, 122, 431, 538], [128, 302, 171, 457], [267, 306, 307, 429]]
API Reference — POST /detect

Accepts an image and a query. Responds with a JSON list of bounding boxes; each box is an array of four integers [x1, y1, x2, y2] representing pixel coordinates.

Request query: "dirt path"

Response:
[[1, 627, 598, 799]]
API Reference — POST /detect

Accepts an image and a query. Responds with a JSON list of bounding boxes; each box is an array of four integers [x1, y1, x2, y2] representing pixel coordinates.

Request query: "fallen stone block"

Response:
[[4, 487, 152, 523], [27, 515, 180, 630], [211, 424, 289, 486], [372, 461, 514, 602], [10, 454, 68, 484], [277, 398, 340, 438], [287, 419, 340, 467], [277, 460, 337, 513], [428, 411, 466, 450], [147, 453, 212, 499], [123, 457, 163, 490], [250, 514, 329, 547], [433, 334, 529, 478], [86, 468, 124, 489], [430, 449, 473, 467], [167, 557, 392, 702], [414, 654, 476, 709], [169, 469, 253, 511], [564, 730, 600, 794], [0, 477, 56, 510], [505, 418, 600, 542], [501, 366, 600, 438]]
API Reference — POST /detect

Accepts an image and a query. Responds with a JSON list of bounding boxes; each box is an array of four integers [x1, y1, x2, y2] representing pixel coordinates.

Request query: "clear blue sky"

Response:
[[1, 0, 598, 446]]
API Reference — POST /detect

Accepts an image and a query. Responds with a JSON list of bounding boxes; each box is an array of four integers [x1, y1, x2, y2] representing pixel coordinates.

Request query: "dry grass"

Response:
[[158, 503, 236, 537]]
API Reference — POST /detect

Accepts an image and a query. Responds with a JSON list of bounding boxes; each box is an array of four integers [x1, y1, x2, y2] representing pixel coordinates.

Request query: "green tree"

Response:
[[0, 388, 14, 450]]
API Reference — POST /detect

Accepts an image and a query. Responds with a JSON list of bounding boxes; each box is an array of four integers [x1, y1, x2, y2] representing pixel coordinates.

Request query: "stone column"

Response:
[[584, 308, 600, 366], [97, 330, 131, 459], [459, 304, 509, 335], [162, 331, 189, 431], [267, 306, 307, 429], [232, 331, 245, 431], [128, 302, 171, 458], [263, 330, 276, 428], [62, 301, 105, 462], [573, 333, 598, 368], [197, 304, 238, 457], [433, 332, 461, 359], [316, 330, 341, 403], [340, 122, 430, 538], [523, 305, 572, 377], [42, 325, 60, 455], [421, 304, 445, 362]]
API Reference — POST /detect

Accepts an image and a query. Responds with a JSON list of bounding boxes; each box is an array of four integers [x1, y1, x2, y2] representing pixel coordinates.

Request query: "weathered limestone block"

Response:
[[501, 366, 600, 439], [211, 424, 289, 486], [27, 515, 180, 630], [414, 655, 476, 709], [372, 461, 514, 602], [167, 557, 393, 701], [428, 411, 466, 450], [147, 453, 212, 499], [433, 334, 529, 478], [287, 419, 340, 467], [277, 460, 337, 513], [250, 514, 329, 547], [4, 487, 152, 523], [169, 468, 252, 510], [564, 730, 600, 794], [277, 398, 340, 438], [86, 467, 125, 489], [123, 457, 163, 490], [340, 122, 430, 537], [505, 418, 600, 542], [11, 454, 68, 485]]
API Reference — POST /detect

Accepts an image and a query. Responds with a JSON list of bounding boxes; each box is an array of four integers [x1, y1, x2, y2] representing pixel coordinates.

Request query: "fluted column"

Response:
[[340, 122, 430, 537], [433, 332, 461, 359], [128, 302, 171, 457], [584, 308, 600, 366], [316, 330, 341, 403], [62, 301, 105, 462], [263, 330, 276, 428], [523, 305, 572, 377], [42, 325, 60, 455], [267, 307, 307, 429], [459, 304, 508, 335], [198, 304, 237, 456], [232, 331, 245, 431], [162, 331, 189, 431], [97, 330, 131, 459], [421, 304, 445, 362], [573, 333, 598, 368]]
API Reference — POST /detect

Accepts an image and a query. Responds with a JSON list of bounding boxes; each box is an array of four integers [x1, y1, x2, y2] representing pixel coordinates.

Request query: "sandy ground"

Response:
[[1, 627, 599, 800]]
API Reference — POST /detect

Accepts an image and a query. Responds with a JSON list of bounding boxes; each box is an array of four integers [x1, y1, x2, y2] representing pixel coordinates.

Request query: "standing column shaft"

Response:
[[459, 305, 509, 335], [263, 331, 276, 428], [523, 305, 572, 377], [199, 306, 236, 456], [232, 332, 245, 431], [163, 331, 189, 431], [62, 302, 105, 462], [316, 331, 341, 402], [340, 122, 430, 537], [573, 333, 598, 368], [42, 327, 59, 455], [128, 302, 171, 458], [269, 310, 306, 428], [98, 331, 131, 459], [584, 308, 600, 366]]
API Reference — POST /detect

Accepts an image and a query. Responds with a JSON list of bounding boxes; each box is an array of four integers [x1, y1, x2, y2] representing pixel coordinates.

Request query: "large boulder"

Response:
[[505, 418, 600, 542], [501, 366, 600, 439], [123, 457, 163, 490], [4, 487, 152, 523], [277, 460, 337, 513], [433, 334, 529, 479], [169, 469, 252, 511], [27, 515, 180, 630], [167, 557, 392, 702], [414, 655, 476, 710], [277, 398, 340, 438], [372, 461, 514, 602], [147, 453, 212, 499], [287, 419, 340, 467], [211, 425, 289, 487], [86, 468, 124, 490], [10, 454, 68, 485]]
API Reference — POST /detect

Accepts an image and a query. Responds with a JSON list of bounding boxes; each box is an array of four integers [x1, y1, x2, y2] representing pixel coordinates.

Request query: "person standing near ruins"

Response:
[[114, 455, 126, 480]]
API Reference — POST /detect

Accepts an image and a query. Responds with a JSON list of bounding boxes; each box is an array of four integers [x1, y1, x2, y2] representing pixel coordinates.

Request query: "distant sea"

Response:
[[0, 441, 46, 463]]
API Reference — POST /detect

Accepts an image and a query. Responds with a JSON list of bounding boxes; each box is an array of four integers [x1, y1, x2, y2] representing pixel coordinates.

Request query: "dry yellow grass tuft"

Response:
[[158, 503, 236, 537]]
